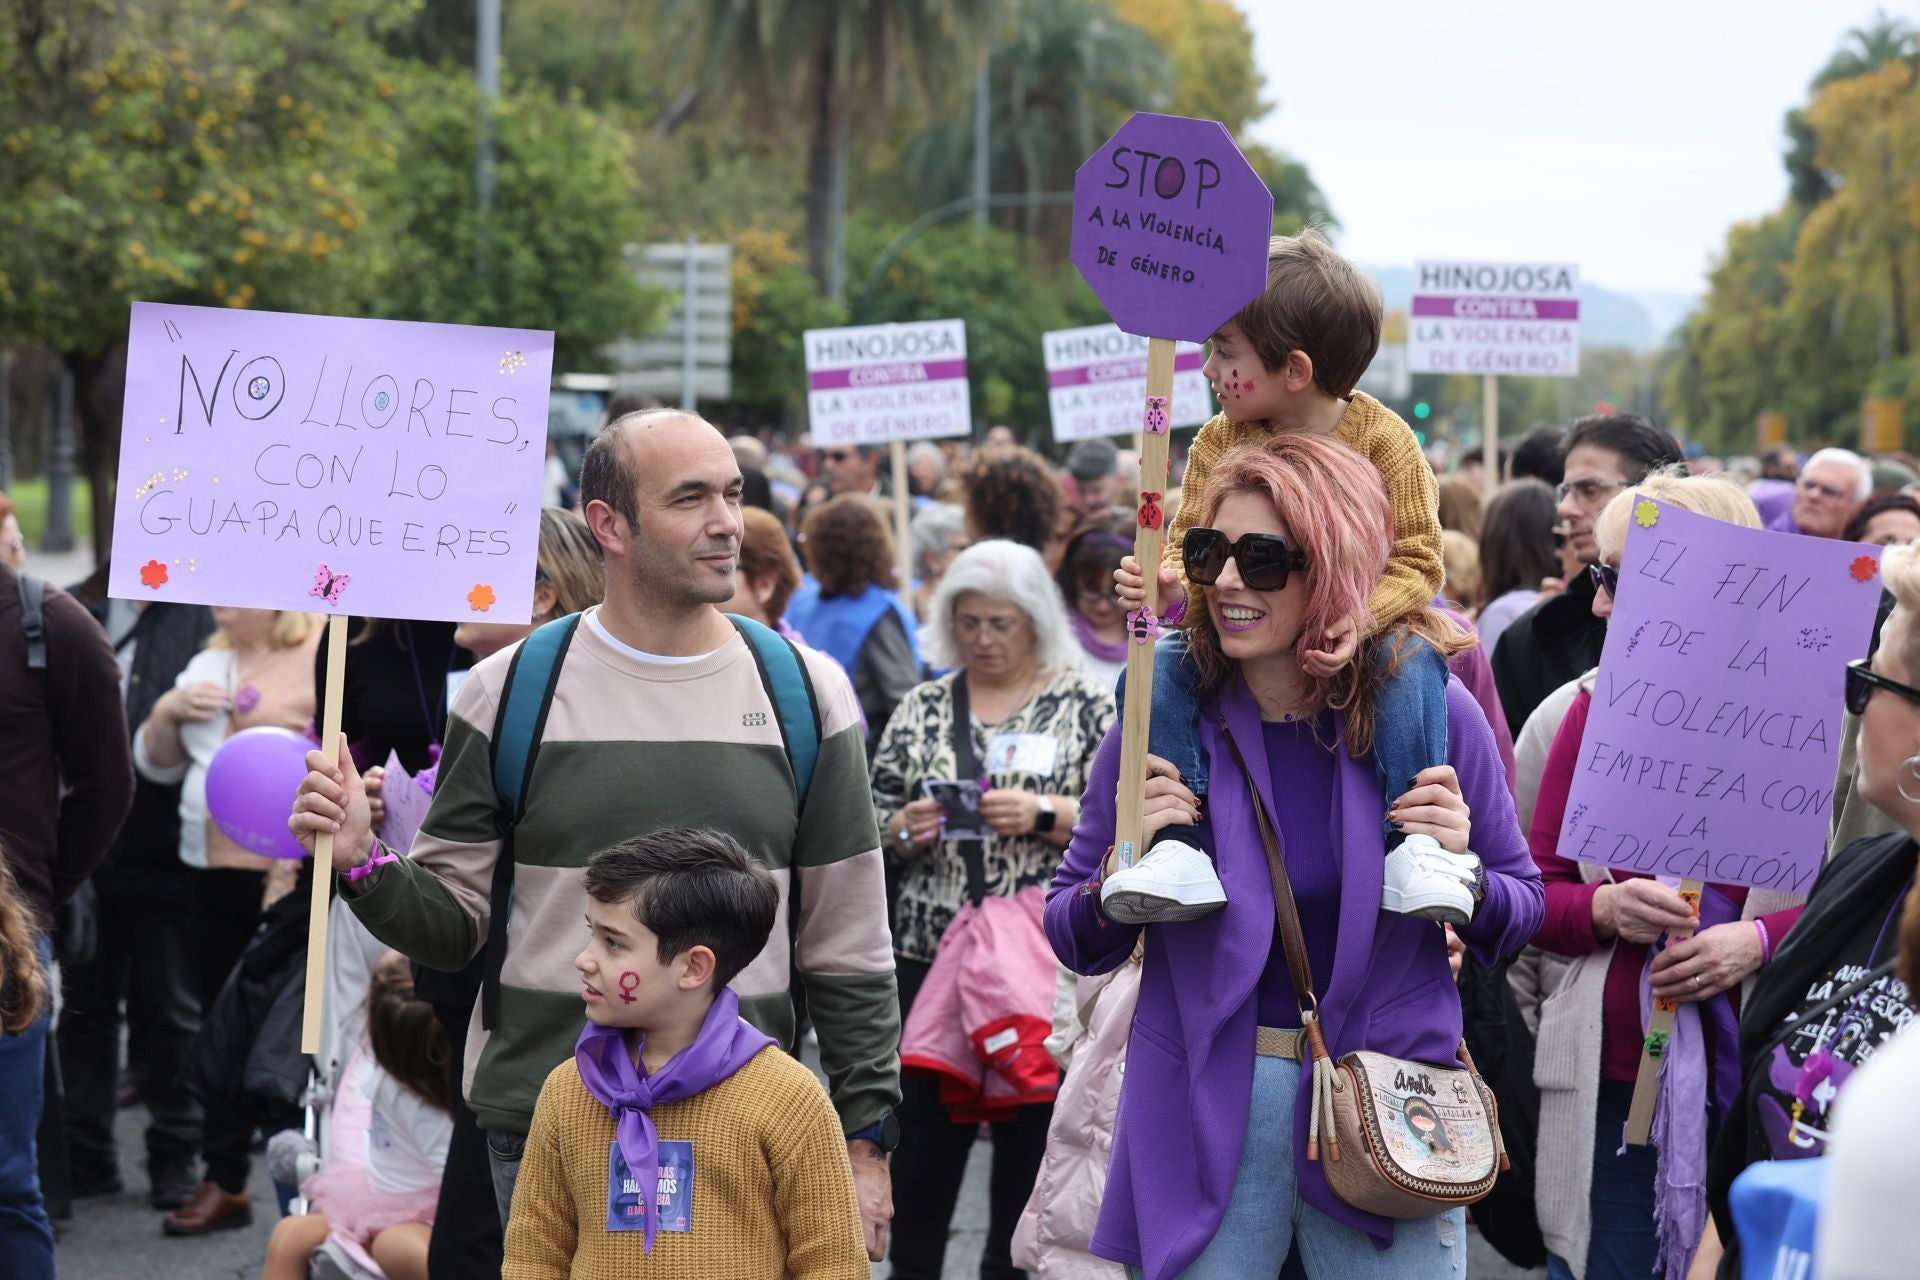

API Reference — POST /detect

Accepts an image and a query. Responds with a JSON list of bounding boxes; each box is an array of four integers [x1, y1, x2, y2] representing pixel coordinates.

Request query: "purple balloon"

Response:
[[205, 726, 314, 861]]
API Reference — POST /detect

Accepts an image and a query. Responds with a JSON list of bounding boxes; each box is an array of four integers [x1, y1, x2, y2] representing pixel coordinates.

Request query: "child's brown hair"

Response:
[[1230, 228, 1382, 400], [0, 845, 47, 1035], [366, 952, 452, 1112]]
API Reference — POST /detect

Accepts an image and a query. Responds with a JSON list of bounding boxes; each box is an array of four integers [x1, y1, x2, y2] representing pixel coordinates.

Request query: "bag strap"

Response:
[[17, 571, 45, 672], [480, 612, 582, 1029], [1215, 713, 1320, 1019], [949, 675, 990, 907]]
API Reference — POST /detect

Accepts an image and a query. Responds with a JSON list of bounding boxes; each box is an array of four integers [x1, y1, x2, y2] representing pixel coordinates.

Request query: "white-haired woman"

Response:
[[871, 539, 1116, 1280]]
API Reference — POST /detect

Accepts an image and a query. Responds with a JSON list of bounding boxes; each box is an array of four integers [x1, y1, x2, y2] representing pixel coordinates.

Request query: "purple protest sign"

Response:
[[1556, 501, 1884, 895], [108, 303, 551, 623], [1070, 113, 1274, 344]]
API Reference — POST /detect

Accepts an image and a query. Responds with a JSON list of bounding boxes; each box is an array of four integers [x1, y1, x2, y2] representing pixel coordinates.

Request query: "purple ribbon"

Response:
[[572, 989, 774, 1251]]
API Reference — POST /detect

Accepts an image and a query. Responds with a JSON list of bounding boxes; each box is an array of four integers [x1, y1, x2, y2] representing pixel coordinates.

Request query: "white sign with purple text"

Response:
[[804, 320, 970, 444], [1043, 325, 1212, 443], [1408, 259, 1581, 378]]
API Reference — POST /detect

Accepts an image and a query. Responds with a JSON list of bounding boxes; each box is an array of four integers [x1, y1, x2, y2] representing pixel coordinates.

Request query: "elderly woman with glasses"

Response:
[[871, 539, 1115, 1280], [1525, 473, 1815, 1280], [1047, 435, 1541, 1280], [1769, 446, 1872, 540]]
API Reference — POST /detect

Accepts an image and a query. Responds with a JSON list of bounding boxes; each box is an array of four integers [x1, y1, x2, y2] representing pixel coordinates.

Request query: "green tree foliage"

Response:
[[665, 0, 1007, 297], [1667, 20, 1920, 453], [366, 73, 657, 369]]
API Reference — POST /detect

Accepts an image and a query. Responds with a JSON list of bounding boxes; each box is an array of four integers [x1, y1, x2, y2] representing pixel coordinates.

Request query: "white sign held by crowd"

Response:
[[804, 320, 971, 444], [1042, 325, 1211, 443], [1408, 259, 1581, 377]]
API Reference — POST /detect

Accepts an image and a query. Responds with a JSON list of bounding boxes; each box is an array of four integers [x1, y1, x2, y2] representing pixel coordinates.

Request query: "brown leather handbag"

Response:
[[1218, 716, 1510, 1220]]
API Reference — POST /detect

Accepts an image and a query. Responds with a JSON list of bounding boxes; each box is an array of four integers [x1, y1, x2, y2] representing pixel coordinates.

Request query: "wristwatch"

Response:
[[1033, 797, 1057, 834], [849, 1113, 900, 1153]]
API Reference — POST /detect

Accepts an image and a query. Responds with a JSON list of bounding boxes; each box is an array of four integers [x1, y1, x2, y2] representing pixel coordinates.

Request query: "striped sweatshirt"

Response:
[[345, 609, 901, 1137]]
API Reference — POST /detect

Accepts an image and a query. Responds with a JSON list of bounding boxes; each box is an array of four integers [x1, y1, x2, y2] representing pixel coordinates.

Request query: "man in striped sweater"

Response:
[[291, 410, 901, 1258]]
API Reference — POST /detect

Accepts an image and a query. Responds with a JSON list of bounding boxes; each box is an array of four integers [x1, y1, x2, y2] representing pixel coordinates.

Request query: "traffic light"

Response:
[[1413, 401, 1431, 420]]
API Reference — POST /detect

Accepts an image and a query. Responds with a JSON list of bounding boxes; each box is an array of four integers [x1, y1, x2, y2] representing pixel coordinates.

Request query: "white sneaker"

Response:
[[1101, 838, 1228, 924], [1381, 833, 1478, 926]]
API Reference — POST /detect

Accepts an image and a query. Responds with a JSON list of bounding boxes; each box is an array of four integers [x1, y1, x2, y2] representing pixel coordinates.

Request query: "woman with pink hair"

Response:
[[1045, 434, 1542, 1279]]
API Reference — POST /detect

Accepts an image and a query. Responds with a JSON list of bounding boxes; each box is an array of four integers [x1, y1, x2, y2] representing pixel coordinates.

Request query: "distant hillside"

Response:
[[1366, 265, 1697, 353]]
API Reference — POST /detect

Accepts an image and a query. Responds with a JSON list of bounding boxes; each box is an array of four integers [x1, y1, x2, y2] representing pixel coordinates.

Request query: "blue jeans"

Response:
[[0, 935, 55, 1280], [1129, 1054, 1465, 1279], [1545, 1080, 1660, 1280], [1138, 629, 1450, 841]]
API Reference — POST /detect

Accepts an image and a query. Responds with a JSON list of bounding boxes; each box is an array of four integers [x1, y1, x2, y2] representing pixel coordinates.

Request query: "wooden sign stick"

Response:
[[1113, 338, 1177, 869], [892, 440, 914, 610], [1624, 878, 1704, 1146], [1482, 373, 1499, 499], [300, 613, 349, 1054]]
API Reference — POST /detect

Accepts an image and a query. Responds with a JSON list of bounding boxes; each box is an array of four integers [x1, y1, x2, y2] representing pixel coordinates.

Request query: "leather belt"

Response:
[[1255, 1026, 1304, 1060]]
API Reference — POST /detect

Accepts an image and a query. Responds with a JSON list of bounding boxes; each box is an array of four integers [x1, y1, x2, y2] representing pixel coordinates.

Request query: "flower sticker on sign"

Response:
[[1070, 113, 1274, 344], [108, 303, 551, 624]]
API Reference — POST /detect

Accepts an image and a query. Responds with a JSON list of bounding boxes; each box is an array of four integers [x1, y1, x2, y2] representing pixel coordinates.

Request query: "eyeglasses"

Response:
[[1182, 528, 1308, 592], [1844, 659, 1920, 716], [1797, 477, 1852, 503], [1556, 478, 1629, 506], [1587, 562, 1619, 598], [823, 449, 855, 463]]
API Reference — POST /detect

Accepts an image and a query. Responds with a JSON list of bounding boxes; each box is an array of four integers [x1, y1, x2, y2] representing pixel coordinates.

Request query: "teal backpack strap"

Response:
[[480, 612, 582, 1029], [727, 615, 821, 804]]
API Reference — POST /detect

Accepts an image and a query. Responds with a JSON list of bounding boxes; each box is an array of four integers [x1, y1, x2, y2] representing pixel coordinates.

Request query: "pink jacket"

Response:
[[899, 885, 1059, 1121], [1012, 957, 1141, 1279]]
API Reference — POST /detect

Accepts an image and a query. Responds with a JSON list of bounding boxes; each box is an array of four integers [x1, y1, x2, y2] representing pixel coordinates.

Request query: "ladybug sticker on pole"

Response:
[[1070, 113, 1272, 869]]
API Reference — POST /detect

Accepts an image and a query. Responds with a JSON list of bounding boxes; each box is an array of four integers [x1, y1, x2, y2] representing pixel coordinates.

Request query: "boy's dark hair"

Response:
[[1509, 424, 1567, 487], [1229, 229, 1382, 399], [585, 829, 779, 991], [1561, 413, 1684, 482]]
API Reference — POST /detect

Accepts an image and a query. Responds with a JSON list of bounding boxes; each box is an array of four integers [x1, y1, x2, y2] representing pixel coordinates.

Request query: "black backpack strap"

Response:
[[18, 572, 45, 672], [480, 613, 581, 1030], [949, 674, 989, 907]]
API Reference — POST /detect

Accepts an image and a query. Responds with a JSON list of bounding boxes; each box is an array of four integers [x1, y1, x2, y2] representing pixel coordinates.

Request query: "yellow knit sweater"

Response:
[[502, 1046, 868, 1280], [1164, 390, 1444, 636]]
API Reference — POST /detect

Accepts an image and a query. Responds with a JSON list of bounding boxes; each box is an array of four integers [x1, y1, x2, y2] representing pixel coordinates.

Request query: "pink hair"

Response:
[[1185, 435, 1437, 757]]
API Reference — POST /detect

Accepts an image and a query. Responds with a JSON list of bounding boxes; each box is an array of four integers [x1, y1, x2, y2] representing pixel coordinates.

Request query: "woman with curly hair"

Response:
[[960, 444, 1072, 572], [786, 494, 924, 751]]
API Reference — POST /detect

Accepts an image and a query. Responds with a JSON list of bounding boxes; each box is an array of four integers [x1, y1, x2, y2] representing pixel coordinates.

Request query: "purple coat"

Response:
[[1046, 676, 1543, 1278]]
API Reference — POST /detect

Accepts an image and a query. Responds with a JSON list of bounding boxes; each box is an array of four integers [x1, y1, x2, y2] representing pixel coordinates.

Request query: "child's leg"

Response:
[[1145, 630, 1210, 799], [1371, 633, 1451, 846], [370, 1221, 432, 1280], [260, 1212, 332, 1280]]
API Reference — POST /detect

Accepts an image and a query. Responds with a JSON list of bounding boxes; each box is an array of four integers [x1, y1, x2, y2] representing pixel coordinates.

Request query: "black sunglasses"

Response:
[[1588, 563, 1619, 597], [1182, 528, 1308, 592], [1844, 659, 1920, 716]]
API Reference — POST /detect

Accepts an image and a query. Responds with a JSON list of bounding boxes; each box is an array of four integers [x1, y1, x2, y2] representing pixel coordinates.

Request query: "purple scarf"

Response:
[[1637, 885, 1743, 1280], [573, 990, 774, 1251], [1072, 612, 1128, 665]]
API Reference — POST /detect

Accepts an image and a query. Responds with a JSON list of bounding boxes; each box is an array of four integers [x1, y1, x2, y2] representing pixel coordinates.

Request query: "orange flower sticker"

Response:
[[1851, 555, 1878, 583], [139, 559, 169, 589], [467, 583, 496, 612]]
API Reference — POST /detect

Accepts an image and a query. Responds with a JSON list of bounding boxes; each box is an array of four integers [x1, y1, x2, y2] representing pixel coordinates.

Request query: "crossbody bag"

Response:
[[1217, 714, 1510, 1219]]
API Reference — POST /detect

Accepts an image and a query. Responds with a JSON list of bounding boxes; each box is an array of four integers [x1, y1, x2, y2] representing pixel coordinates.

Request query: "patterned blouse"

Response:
[[872, 667, 1116, 964]]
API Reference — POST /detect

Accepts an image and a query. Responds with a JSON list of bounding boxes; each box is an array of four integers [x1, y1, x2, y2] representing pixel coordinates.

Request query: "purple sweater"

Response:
[[1047, 675, 1543, 1277]]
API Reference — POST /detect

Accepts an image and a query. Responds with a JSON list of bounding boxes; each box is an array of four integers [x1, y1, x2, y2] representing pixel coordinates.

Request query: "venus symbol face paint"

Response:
[[617, 972, 640, 1005]]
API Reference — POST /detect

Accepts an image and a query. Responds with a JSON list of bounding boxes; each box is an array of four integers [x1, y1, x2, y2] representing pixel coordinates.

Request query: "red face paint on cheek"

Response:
[[617, 972, 639, 1005]]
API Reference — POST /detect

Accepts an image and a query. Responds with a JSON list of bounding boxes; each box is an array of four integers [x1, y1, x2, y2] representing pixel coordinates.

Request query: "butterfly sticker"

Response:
[[309, 563, 351, 606]]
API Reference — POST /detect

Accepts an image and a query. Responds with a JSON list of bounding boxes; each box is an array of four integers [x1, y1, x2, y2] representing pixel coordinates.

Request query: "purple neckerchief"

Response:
[[573, 990, 774, 1251], [1637, 884, 1742, 1280], [1072, 612, 1128, 666]]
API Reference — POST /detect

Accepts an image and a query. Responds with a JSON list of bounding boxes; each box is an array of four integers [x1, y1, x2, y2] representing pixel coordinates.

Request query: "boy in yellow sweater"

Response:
[[503, 829, 867, 1280], [1108, 230, 1481, 926]]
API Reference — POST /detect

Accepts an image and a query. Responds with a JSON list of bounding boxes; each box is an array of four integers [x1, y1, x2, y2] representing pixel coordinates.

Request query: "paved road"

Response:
[[59, 1098, 1540, 1278]]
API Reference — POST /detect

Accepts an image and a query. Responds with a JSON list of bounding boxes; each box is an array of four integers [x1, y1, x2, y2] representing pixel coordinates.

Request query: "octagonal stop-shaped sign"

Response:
[[1071, 113, 1274, 345]]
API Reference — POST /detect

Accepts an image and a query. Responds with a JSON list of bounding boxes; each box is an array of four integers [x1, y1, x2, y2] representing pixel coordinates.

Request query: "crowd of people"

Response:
[[3, 229, 1920, 1280]]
